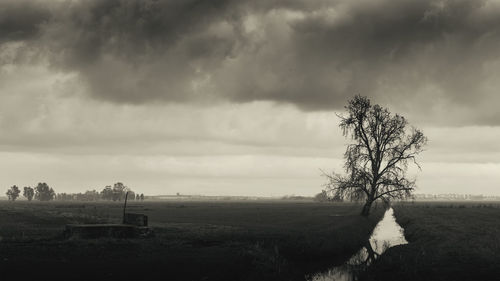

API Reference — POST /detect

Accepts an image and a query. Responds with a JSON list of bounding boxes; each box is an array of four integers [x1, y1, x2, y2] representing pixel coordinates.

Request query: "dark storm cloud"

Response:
[[0, 0, 50, 43], [211, 0, 500, 116], [2, 0, 500, 123], [290, 0, 500, 104]]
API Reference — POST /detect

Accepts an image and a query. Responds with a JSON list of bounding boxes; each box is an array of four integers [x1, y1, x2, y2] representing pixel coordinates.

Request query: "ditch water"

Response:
[[307, 208, 407, 281]]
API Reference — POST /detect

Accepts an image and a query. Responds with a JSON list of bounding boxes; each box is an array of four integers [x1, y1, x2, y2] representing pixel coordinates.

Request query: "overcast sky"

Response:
[[1, 0, 499, 196]]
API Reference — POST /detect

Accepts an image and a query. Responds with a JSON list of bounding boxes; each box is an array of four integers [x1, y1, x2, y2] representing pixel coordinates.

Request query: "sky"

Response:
[[1, 0, 499, 196]]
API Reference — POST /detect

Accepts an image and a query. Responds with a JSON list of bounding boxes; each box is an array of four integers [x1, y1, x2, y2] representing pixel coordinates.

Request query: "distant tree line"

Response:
[[313, 190, 343, 203], [57, 182, 144, 202], [5, 182, 144, 202], [5, 183, 55, 202]]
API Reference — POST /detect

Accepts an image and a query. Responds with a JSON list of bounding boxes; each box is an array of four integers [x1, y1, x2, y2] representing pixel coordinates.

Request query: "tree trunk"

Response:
[[361, 199, 373, 216]]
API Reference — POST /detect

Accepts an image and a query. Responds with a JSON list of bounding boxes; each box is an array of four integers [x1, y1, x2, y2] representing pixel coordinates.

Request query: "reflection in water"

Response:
[[307, 208, 407, 281]]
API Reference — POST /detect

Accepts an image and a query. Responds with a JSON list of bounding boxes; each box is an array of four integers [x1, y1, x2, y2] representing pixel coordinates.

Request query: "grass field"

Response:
[[0, 200, 383, 280], [363, 202, 500, 281]]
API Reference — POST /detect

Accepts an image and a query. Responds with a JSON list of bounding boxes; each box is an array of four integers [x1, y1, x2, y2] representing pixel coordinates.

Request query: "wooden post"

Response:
[[123, 191, 129, 224]]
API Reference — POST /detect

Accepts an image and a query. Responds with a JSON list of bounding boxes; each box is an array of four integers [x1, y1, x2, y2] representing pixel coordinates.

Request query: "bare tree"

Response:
[[324, 96, 427, 216]]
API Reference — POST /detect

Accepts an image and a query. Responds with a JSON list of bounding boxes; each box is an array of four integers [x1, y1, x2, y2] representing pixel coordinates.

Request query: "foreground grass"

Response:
[[0, 200, 383, 280], [363, 202, 500, 281]]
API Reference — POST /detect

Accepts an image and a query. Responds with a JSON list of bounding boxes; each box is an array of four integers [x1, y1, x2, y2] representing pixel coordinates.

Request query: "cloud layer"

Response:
[[1, 0, 500, 196], [2, 0, 500, 124]]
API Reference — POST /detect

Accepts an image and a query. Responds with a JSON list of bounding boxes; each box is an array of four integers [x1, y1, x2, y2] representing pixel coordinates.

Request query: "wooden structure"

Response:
[[123, 213, 148, 226], [64, 192, 153, 239]]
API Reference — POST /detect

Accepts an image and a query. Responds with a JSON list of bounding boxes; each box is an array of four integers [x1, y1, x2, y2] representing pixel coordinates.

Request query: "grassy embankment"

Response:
[[363, 202, 500, 281], [0, 200, 383, 280]]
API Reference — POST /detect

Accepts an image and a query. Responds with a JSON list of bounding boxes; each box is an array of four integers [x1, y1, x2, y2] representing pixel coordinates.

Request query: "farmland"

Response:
[[0, 200, 383, 280], [363, 202, 500, 281]]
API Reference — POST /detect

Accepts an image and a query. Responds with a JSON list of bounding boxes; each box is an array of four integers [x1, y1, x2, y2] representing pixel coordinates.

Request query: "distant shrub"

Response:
[[23, 186, 34, 201], [6, 185, 20, 201], [313, 190, 343, 202]]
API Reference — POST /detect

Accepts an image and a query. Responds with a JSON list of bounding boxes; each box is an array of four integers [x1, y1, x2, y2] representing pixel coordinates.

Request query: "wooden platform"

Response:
[[123, 213, 148, 226], [63, 224, 153, 239]]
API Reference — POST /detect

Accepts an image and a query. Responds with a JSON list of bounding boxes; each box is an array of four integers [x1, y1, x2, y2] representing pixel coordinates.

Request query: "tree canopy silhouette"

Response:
[[23, 186, 34, 201], [324, 95, 427, 216], [34, 182, 56, 201], [6, 185, 20, 201]]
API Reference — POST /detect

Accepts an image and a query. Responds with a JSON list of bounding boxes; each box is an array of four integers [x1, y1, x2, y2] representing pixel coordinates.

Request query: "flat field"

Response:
[[364, 201, 500, 281], [0, 200, 383, 281]]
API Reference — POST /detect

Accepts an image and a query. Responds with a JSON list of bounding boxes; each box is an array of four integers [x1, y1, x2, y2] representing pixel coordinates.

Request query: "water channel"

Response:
[[307, 208, 407, 281]]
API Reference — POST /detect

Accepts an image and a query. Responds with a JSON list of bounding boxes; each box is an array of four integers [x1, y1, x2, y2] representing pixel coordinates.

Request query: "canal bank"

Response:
[[361, 203, 500, 281], [307, 208, 408, 281]]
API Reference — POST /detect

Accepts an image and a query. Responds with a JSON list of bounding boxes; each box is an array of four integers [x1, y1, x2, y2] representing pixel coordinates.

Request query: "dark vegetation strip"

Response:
[[0, 201, 383, 281], [362, 202, 500, 281]]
